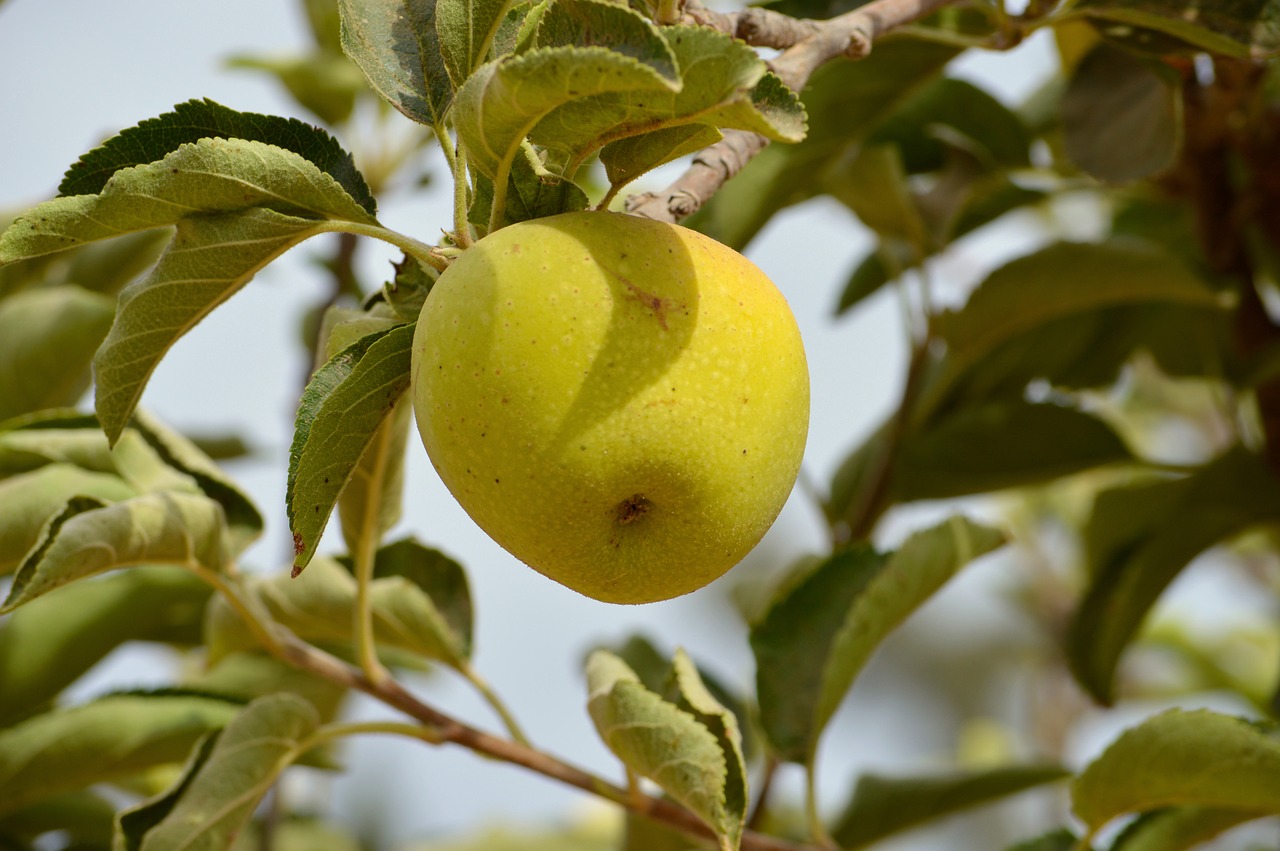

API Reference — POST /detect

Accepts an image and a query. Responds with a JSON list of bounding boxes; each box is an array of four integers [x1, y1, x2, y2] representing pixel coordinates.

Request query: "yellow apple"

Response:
[[410, 211, 809, 604]]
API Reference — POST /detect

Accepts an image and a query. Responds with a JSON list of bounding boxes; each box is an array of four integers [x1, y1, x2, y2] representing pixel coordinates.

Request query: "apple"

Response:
[[410, 211, 809, 604]]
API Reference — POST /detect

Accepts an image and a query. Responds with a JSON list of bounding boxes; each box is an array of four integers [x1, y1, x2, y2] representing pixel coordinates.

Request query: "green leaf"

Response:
[[833, 242, 915, 316], [834, 144, 927, 247], [0, 465, 136, 574], [751, 548, 886, 762], [184, 652, 348, 723], [831, 764, 1069, 848], [115, 732, 221, 851], [117, 694, 319, 851], [468, 143, 591, 231], [0, 791, 116, 845], [622, 811, 703, 851], [1073, 0, 1280, 56], [383, 253, 439, 322], [0, 411, 114, 474], [338, 0, 454, 126], [586, 650, 744, 846], [600, 124, 723, 193], [528, 24, 802, 175], [887, 402, 1132, 501], [0, 287, 114, 420], [1004, 829, 1079, 851], [813, 518, 1004, 747], [231, 817, 365, 851], [225, 52, 367, 126], [1, 492, 228, 613], [689, 37, 959, 250], [0, 694, 240, 818], [209, 556, 470, 668], [436, 0, 515, 87], [1062, 43, 1182, 184], [1072, 708, 1280, 834], [453, 9, 680, 181], [1109, 807, 1259, 851], [926, 240, 1226, 415], [0, 567, 210, 727], [288, 323, 415, 569], [57, 99, 375, 215], [1068, 446, 1280, 704]]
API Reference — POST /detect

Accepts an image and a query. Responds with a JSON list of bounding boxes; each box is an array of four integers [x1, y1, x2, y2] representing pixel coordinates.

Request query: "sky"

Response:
[[0, 2, 1087, 847]]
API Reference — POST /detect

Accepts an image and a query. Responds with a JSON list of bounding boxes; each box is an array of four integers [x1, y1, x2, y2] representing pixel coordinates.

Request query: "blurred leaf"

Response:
[[1, 492, 228, 613], [831, 764, 1069, 848], [209, 556, 469, 668], [0, 287, 113, 420], [338, 400, 411, 563], [1109, 807, 1258, 851], [689, 38, 959, 250], [226, 52, 367, 126], [288, 323, 414, 570], [868, 77, 1031, 173], [1062, 43, 1181, 184], [1072, 708, 1280, 834], [469, 143, 591, 231], [622, 811, 704, 851], [751, 547, 885, 762], [114, 733, 219, 851], [56, 99, 375, 214], [834, 242, 916, 316], [812, 518, 1004, 758], [888, 402, 1132, 501], [436, 0, 514, 86], [338, 0, 454, 126], [453, 5, 680, 182], [1005, 830, 1079, 851], [185, 651, 348, 723], [117, 694, 319, 851], [1073, 0, 1280, 56], [231, 817, 365, 851], [0, 694, 240, 818], [833, 145, 926, 248], [0, 791, 115, 844], [404, 823, 615, 851], [0, 465, 135, 574], [586, 650, 745, 846], [1068, 446, 1280, 704], [0, 567, 210, 727]]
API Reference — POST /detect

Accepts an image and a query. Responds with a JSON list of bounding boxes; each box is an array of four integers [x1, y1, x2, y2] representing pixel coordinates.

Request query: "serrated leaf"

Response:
[[338, 0, 454, 126], [586, 650, 741, 848], [1072, 708, 1280, 834], [383, 253, 439, 322], [1062, 43, 1182, 184], [529, 25, 802, 175], [118, 694, 319, 851], [1073, 0, 1280, 56], [0, 567, 210, 727], [57, 99, 375, 214], [813, 518, 1004, 757], [831, 764, 1069, 849], [601, 124, 723, 192], [288, 323, 415, 569], [1067, 446, 1280, 704], [469, 143, 591, 230], [0, 287, 114, 420], [0, 694, 240, 818], [1109, 807, 1257, 851], [1, 492, 228, 613], [750, 548, 886, 762], [437, 0, 515, 87], [0, 465, 136, 574], [453, 26, 680, 182], [209, 556, 469, 668], [0, 791, 116, 845]]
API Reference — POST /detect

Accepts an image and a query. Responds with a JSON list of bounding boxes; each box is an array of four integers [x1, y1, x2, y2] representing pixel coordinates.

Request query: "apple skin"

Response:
[[410, 211, 809, 604]]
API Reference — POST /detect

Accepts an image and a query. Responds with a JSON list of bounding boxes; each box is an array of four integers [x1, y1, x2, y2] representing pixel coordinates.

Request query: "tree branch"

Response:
[[627, 0, 955, 223]]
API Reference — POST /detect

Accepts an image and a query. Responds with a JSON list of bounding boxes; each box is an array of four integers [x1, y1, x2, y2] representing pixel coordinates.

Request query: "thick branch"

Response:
[[271, 629, 807, 851], [627, 0, 954, 223]]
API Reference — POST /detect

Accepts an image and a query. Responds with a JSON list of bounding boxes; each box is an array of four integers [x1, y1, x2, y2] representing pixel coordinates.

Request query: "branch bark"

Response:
[[627, 0, 955, 223]]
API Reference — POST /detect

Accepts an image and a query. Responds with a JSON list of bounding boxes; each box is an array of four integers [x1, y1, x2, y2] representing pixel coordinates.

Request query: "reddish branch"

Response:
[[627, 0, 954, 223]]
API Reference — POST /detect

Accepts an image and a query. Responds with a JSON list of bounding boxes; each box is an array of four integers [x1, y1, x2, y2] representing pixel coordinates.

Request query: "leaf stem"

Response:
[[803, 761, 836, 849], [316, 221, 441, 271], [352, 519, 388, 688], [188, 564, 286, 658], [459, 660, 531, 746], [306, 720, 446, 750], [444, 131, 474, 248]]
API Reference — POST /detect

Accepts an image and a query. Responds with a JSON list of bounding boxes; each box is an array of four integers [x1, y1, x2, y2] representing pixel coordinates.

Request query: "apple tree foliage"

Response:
[[2, 0, 1280, 848]]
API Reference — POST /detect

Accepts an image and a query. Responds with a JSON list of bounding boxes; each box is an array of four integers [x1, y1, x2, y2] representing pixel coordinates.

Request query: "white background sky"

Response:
[[0, 3, 1139, 848]]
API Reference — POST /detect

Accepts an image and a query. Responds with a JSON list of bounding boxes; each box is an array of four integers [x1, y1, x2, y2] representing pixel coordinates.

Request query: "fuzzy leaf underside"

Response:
[[338, 0, 454, 126]]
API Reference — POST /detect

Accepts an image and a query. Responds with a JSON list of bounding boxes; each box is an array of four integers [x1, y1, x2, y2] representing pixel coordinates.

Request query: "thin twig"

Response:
[[627, 0, 955, 223]]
